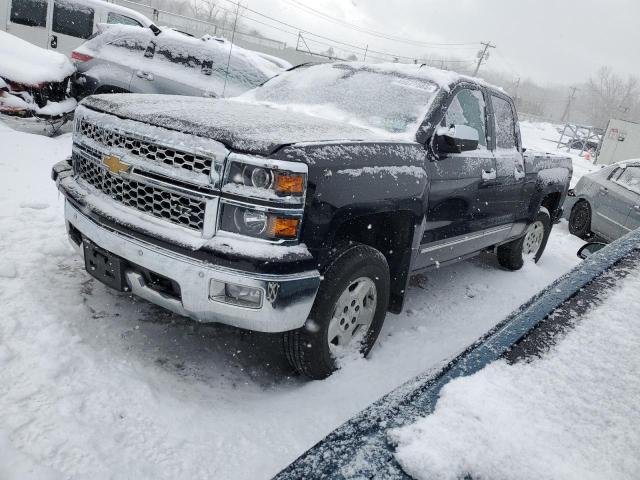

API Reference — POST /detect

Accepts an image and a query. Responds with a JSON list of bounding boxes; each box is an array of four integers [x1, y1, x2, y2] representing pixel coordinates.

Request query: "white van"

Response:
[[0, 0, 152, 56]]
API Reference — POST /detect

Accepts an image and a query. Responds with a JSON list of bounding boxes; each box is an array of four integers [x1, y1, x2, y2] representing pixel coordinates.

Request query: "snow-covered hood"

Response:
[[0, 31, 75, 85], [81, 94, 382, 156]]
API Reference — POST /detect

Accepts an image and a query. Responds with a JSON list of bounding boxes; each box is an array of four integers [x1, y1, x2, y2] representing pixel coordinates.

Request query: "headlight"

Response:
[[220, 203, 301, 241], [223, 154, 307, 204]]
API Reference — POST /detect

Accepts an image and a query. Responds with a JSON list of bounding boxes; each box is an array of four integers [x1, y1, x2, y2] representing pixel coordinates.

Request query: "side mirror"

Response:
[[577, 242, 607, 259], [435, 125, 480, 155]]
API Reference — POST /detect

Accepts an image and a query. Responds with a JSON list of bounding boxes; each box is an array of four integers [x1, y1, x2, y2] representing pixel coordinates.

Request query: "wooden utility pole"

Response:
[[473, 41, 495, 76], [561, 86, 578, 122]]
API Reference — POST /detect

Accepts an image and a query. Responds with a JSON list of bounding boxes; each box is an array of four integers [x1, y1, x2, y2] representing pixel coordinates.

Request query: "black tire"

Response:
[[283, 244, 390, 380], [497, 207, 552, 271], [569, 201, 592, 239]]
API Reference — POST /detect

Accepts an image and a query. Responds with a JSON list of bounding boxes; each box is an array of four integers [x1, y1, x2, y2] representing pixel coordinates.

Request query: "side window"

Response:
[[492, 95, 517, 150], [110, 36, 148, 53], [52, 0, 94, 39], [156, 41, 202, 70], [144, 40, 156, 58], [107, 12, 142, 27], [613, 166, 640, 195], [10, 0, 47, 27], [444, 89, 487, 149]]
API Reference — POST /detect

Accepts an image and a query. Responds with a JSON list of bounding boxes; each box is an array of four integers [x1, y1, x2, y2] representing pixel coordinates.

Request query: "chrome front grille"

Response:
[[78, 119, 213, 176], [73, 149, 206, 231]]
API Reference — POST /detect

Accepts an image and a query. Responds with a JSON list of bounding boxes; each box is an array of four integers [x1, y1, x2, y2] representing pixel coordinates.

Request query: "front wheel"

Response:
[[569, 201, 592, 239], [283, 244, 390, 380], [497, 207, 552, 271]]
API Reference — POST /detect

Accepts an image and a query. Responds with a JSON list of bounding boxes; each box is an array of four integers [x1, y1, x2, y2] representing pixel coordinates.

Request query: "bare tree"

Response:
[[582, 67, 640, 128]]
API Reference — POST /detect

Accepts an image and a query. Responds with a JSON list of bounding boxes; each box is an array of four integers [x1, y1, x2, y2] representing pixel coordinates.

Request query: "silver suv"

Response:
[[70, 24, 289, 99]]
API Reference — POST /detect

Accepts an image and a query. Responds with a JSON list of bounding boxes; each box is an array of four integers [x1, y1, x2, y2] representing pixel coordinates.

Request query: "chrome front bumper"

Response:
[[65, 201, 321, 333]]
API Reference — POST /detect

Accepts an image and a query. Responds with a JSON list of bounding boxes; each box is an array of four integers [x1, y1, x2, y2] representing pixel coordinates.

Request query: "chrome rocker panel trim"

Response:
[[65, 201, 321, 333]]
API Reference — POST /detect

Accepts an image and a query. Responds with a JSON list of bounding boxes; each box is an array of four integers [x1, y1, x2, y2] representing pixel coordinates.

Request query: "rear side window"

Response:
[[52, 0, 94, 39], [107, 12, 142, 27], [492, 95, 517, 149], [10, 0, 47, 27], [613, 166, 640, 195], [444, 88, 487, 149]]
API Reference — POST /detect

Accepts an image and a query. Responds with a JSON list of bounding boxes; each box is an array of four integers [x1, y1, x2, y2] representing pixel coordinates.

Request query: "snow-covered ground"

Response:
[[391, 266, 640, 480], [0, 119, 589, 479]]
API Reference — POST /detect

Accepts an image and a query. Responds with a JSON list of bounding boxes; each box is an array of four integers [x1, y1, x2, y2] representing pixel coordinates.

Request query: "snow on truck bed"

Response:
[[0, 120, 589, 479], [391, 267, 640, 480], [0, 31, 75, 84]]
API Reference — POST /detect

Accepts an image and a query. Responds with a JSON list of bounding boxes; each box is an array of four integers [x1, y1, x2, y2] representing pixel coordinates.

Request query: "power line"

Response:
[[282, 0, 479, 49], [218, 0, 477, 64]]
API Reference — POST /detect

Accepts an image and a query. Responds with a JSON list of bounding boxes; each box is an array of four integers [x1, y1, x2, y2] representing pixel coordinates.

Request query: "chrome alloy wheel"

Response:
[[327, 277, 377, 353], [523, 220, 545, 259]]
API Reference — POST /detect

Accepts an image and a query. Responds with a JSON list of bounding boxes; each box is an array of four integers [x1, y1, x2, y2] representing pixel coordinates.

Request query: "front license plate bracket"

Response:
[[83, 239, 127, 291]]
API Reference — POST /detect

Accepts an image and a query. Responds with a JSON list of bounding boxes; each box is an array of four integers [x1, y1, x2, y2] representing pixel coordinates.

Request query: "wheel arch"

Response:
[[328, 209, 418, 314]]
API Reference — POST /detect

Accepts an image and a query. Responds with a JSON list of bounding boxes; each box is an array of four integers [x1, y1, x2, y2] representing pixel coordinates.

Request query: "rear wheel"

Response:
[[283, 244, 390, 380], [497, 207, 552, 271], [569, 201, 592, 239]]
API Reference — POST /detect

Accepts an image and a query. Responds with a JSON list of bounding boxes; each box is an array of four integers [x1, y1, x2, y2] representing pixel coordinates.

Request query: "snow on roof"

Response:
[[0, 31, 75, 85], [82, 24, 289, 79], [352, 62, 504, 92]]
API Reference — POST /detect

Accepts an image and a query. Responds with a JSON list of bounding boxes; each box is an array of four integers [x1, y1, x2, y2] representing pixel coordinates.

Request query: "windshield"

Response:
[[239, 63, 440, 137]]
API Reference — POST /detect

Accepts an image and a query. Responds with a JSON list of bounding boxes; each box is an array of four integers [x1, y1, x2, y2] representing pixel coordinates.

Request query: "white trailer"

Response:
[[597, 119, 640, 165], [0, 0, 151, 56]]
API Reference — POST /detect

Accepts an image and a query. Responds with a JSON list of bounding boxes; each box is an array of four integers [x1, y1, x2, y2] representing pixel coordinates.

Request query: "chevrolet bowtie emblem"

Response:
[[102, 154, 130, 175]]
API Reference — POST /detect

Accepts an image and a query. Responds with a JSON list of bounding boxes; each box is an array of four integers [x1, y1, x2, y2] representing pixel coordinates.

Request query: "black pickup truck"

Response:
[[52, 62, 572, 379]]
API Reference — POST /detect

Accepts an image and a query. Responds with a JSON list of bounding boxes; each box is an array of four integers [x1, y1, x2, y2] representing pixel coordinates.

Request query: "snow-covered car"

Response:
[[51, 63, 572, 380], [567, 160, 640, 242], [71, 24, 291, 99], [0, 30, 77, 118]]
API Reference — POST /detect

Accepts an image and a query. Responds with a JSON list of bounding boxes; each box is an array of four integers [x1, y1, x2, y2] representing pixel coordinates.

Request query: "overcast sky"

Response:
[[244, 0, 639, 85]]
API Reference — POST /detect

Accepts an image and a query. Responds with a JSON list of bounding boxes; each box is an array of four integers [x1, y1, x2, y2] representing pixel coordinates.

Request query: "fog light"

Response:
[[209, 280, 263, 308]]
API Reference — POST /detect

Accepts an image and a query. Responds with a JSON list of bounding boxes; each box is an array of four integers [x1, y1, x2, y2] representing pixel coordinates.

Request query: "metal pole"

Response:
[[222, 2, 240, 98]]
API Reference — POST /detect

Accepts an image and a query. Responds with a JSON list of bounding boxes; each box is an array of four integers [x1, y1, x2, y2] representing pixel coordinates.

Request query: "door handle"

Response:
[[482, 168, 497, 181], [135, 71, 154, 81], [50, 34, 58, 49], [599, 187, 609, 195]]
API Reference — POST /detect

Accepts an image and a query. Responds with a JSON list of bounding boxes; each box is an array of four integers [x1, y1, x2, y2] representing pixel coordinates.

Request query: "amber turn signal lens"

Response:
[[270, 217, 300, 239], [275, 173, 305, 195]]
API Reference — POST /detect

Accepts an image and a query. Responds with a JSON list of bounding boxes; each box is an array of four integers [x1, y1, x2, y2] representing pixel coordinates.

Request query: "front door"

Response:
[[490, 94, 526, 223], [592, 166, 639, 241], [616, 165, 640, 235], [417, 86, 500, 268], [5, 0, 49, 49], [48, 0, 95, 55]]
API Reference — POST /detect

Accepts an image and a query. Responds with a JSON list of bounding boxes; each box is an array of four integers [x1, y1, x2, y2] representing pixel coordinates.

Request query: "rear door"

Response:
[[490, 93, 526, 223], [49, 0, 94, 54], [419, 85, 499, 267], [128, 37, 209, 97], [591, 166, 638, 241], [5, 0, 49, 49]]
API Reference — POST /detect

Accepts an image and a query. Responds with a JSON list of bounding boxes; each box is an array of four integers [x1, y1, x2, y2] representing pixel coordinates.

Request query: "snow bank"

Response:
[[391, 268, 640, 480], [0, 31, 75, 84]]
